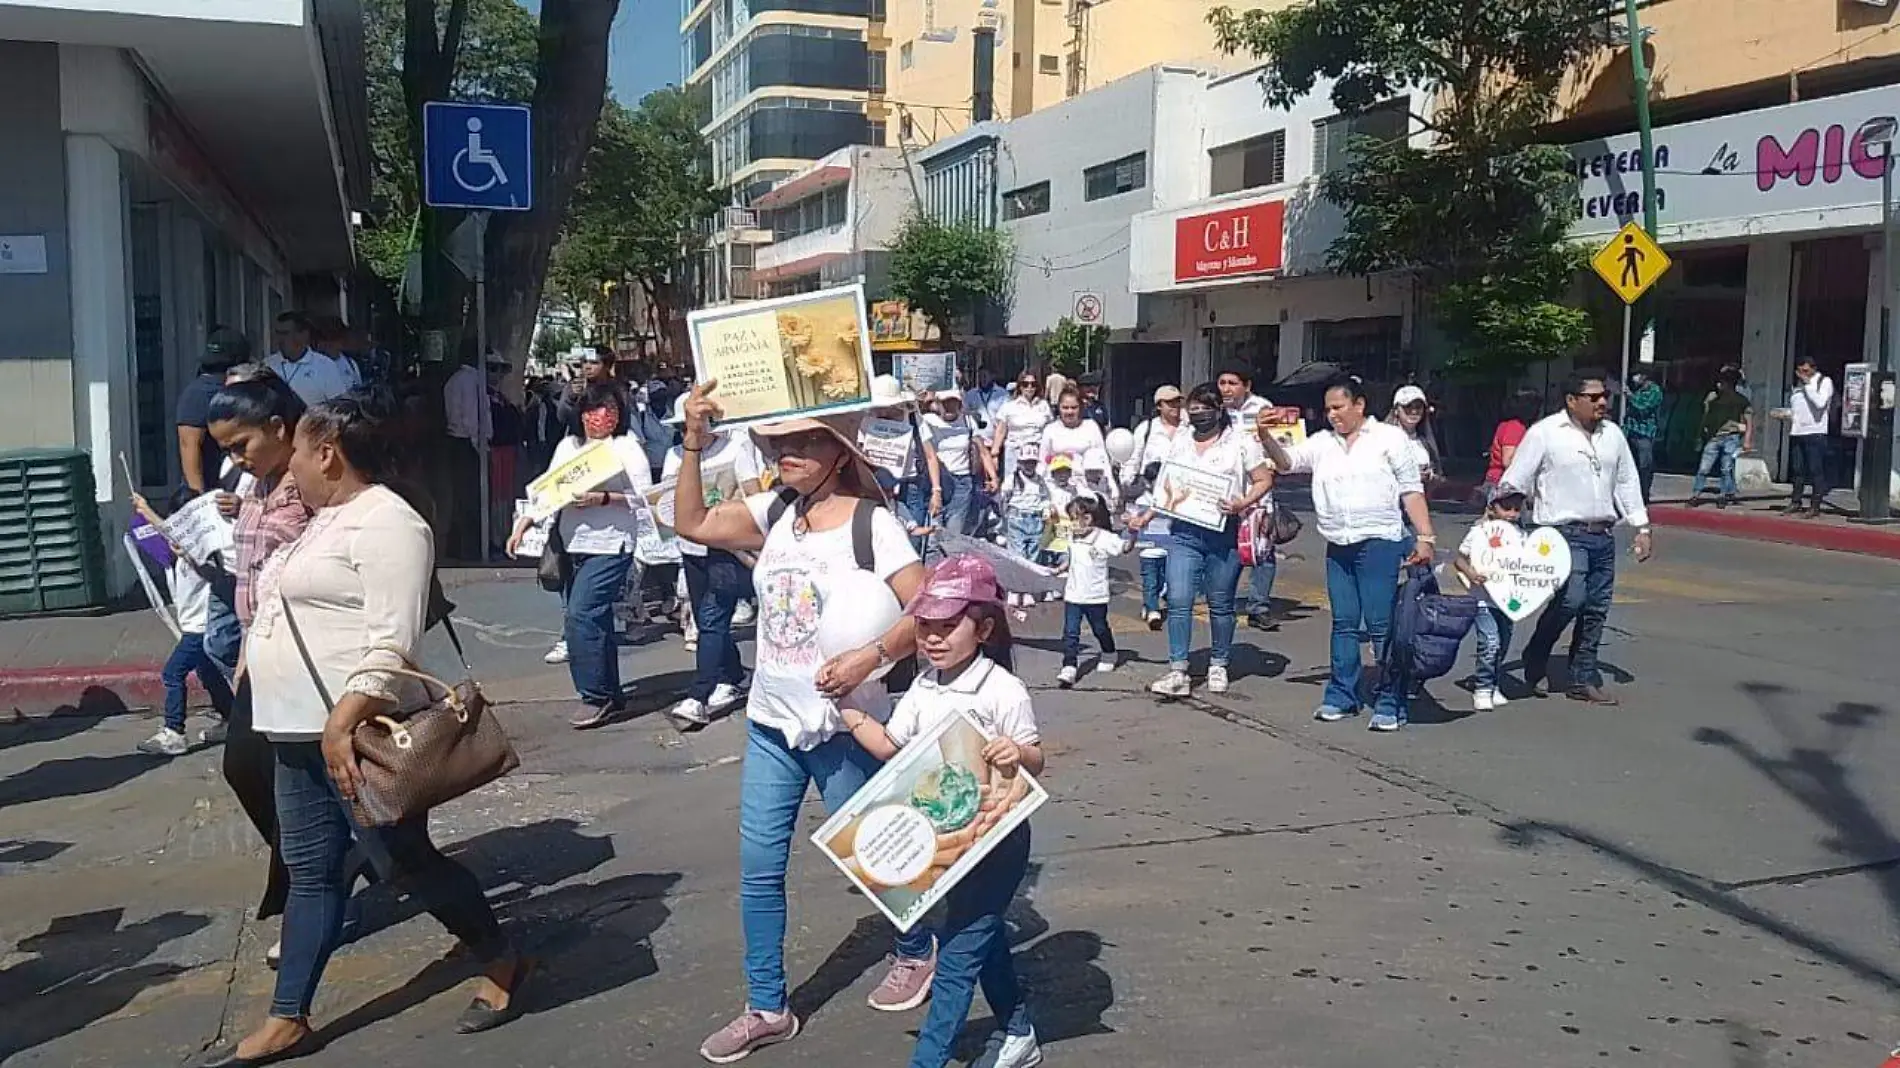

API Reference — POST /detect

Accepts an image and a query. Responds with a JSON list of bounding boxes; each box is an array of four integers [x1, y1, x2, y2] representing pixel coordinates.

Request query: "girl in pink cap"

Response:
[[840, 553, 1046, 1068]]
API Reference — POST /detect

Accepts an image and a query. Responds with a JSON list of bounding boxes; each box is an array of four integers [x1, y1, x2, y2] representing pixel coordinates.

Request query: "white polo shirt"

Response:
[[885, 654, 1040, 749], [266, 350, 355, 406], [1281, 420, 1422, 545]]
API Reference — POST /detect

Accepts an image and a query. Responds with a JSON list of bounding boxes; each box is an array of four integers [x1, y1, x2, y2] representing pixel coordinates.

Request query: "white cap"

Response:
[[869, 373, 915, 408], [1393, 385, 1428, 407]]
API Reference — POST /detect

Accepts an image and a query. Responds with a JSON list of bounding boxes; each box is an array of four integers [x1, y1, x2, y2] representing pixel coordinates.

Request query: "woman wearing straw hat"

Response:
[[672, 380, 939, 1064]]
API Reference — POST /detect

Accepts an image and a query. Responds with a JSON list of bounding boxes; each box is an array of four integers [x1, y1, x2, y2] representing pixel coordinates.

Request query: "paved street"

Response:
[[5, 522, 1900, 1067]]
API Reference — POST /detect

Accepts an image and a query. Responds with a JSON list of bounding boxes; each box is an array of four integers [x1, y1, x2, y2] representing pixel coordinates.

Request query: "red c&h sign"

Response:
[[1173, 199, 1286, 283]]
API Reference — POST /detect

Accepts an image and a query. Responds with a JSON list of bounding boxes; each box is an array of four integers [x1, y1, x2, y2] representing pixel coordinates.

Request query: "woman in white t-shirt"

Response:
[[1121, 384, 1187, 488], [1259, 376, 1438, 733], [658, 395, 763, 728], [920, 388, 996, 537], [1038, 387, 1109, 476], [1149, 383, 1273, 700], [671, 382, 938, 1064], [507, 382, 654, 730], [990, 371, 1053, 471]]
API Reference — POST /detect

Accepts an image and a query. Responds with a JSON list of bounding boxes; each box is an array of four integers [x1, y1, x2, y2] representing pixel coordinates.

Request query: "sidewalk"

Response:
[[1644, 473, 1900, 560], [0, 568, 546, 718]]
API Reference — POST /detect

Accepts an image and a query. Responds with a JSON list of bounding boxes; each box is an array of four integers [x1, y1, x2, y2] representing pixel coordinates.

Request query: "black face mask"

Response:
[[1188, 409, 1225, 436]]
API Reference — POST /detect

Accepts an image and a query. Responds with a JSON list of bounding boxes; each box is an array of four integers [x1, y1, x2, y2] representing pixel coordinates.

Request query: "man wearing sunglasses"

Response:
[[1498, 371, 1654, 706]]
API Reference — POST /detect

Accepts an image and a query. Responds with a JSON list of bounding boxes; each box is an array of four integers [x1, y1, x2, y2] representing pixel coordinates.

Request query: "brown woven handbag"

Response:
[[284, 605, 520, 827]]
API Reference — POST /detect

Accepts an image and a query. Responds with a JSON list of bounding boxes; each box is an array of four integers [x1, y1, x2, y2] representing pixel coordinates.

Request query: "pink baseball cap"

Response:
[[905, 554, 1003, 620]]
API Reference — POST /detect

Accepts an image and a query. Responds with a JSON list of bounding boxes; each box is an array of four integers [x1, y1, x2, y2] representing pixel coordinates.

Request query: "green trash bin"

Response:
[[0, 448, 110, 616]]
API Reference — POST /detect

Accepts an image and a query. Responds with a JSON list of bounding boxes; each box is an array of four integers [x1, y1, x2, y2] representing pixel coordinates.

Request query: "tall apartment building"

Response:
[[681, 0, 892, 204], [887, 0, 1245, 143]]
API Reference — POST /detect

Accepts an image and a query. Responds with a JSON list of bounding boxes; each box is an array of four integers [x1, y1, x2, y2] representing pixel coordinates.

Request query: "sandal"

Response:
[[454, 955, 535, 1034]]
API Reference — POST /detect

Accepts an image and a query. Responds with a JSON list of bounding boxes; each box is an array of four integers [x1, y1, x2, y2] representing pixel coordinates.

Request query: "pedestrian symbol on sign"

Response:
[[1617, 233, 1644, 289]]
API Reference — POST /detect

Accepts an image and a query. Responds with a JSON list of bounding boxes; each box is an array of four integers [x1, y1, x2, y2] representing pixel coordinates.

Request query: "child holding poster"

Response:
[[1454, 489, 1526, 712], [838, 554, 1044, 1068]]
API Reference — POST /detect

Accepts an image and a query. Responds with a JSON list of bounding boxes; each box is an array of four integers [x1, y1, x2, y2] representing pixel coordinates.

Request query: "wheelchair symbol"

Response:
[[452, 117, 509, 194]]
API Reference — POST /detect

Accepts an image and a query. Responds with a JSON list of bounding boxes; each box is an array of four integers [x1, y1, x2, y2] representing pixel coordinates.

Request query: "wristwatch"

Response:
[[872, 638, 893, 669]]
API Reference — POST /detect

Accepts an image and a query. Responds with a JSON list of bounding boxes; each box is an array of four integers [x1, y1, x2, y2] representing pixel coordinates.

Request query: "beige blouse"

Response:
[[247, 485, 433, 740]]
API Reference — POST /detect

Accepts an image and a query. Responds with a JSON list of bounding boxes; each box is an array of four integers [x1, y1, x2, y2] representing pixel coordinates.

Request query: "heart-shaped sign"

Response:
[[1461, 521, 1573, 622]]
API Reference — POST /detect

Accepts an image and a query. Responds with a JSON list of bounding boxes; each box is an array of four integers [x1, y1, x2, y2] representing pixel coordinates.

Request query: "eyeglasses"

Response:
[[760, 430, 835, 460]]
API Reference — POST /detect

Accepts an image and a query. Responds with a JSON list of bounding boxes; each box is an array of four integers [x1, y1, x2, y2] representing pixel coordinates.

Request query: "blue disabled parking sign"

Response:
[[423, 102, 533, 211]]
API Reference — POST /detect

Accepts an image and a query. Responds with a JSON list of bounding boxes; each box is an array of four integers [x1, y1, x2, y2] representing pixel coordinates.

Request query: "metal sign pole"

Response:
[[1619, 303, 1632, 424], [474, 210, 492, 564]]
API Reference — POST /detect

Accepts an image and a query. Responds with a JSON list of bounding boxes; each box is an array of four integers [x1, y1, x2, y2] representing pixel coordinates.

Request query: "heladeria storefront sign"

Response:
[[1568, 84, 1899, 240]]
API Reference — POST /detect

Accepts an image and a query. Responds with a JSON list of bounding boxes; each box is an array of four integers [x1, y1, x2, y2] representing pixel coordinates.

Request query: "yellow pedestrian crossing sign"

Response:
[[1591, 222, 1671, 304]]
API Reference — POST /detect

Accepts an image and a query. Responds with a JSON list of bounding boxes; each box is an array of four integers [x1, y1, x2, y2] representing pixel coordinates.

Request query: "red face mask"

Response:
[[581, 408, 618, 439]]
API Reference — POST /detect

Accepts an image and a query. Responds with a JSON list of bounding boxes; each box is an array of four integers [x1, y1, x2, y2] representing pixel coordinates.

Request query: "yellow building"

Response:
[[886, 0, 1257, 143]]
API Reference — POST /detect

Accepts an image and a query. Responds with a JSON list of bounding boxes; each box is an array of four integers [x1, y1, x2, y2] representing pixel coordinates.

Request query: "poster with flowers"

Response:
[[687, 283, 875, 429]]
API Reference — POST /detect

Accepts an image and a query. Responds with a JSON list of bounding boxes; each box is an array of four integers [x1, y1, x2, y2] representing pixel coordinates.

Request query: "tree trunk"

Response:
[[485, 0, 621, 365]]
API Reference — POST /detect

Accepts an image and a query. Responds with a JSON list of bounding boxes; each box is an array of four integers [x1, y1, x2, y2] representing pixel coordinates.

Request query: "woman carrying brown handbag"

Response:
[[198, 393, 529, 1068]]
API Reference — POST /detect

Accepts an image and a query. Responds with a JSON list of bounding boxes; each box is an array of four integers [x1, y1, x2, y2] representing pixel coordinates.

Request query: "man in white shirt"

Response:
[[966, 368, 1010, 443], [265, 312, 354, 405], [1778, 355, 1835, 517], [1217, 365, 1271, 430], [441, 348, 491, 559], [1498, 370, 1654, 707]]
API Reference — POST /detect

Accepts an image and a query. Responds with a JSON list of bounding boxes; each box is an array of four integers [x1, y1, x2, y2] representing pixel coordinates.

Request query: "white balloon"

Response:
[[816, 568, 903, 680], [1105, 427, 1137, 465]]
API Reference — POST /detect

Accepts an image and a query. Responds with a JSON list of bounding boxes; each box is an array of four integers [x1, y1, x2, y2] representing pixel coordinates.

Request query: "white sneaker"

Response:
[[667, 697, 710, 728], [1491, 690, 1510, 707], [708, 682, 743, 714], [1056, 665, 1078, 688], [1207, 665, 1230, 694], [137, 727, 188, 757], [1149, 670, 1191, 698], [1042, 590, 1059, 603], [973, 1028, 1043, 1068], [1094, 655, 1117, 674], [544, 640, 569, 665], [1474, 689, 1496, 712], [732, 601, 756, 626]]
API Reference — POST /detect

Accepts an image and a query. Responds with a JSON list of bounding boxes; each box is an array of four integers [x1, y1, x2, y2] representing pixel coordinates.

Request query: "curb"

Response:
[[1648, 506, 1900, 560], [0, 664, 198, 719]]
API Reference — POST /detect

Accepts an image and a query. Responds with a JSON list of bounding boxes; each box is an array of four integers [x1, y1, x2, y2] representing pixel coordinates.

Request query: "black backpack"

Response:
[[763, 487, 918, 693]]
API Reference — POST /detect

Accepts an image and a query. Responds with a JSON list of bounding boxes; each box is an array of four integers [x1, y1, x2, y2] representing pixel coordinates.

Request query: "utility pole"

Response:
[[1624, 0, 1658, 235]]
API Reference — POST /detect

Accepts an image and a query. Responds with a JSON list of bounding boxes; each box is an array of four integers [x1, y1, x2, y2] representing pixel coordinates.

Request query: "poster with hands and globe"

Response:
[[813, 711, 1047, 933]]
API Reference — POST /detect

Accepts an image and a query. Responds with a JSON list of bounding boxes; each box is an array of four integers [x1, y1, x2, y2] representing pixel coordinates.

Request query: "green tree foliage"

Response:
[[1209, 0, 1599, 376], [1036, 318, 1110, 377], [547, 87, 721, 341], [886, 214, 1013, 344], [359, 0, 538, 285]]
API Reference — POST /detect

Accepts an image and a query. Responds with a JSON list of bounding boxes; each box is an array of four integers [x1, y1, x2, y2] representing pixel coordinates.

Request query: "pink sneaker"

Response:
[[867, 952, 936, 1012], [699, 1009, 799, 1063]]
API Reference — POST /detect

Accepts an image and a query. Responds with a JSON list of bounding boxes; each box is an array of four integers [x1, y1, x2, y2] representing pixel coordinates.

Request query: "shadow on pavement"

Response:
[[953, 863, 1116, 1057], [0, 907, 212, 1062], [0, 705, 114, 749], [789, 912, 893, 1022], [0, 838, 72, 865], [0, 752, 165, 810]]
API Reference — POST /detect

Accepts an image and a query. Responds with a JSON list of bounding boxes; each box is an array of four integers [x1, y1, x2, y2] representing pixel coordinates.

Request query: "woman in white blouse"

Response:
[[206, 395, 525, 1067], [1258, 377, 1438, 733], [920, 388, 996, 536], [1037, 386, 1109, 475], [989, 370, 1053, 472], [508, 382, 654, 729], [1145, 383, 1273, 699]]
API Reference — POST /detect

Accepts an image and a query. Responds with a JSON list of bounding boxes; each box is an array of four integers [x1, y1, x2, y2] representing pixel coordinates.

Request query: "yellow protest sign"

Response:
[[1591, 222, 1671, 304], [522, 440, 628, 521]]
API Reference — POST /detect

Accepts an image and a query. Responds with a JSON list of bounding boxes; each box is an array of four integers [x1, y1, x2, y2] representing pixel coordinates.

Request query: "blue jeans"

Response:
[[1165, 522, 1242, 669], [682, 550, 747, 703], [566, 551, 633, 707], [203, 574, 241, 681], [740, 720, 933, 1012], [1473, 604, 1514, 692], [909, 826, 1034, 1068], [1138, 552, 1166, 615], [1629, 434, 1656, 503], [902, 476, 931, 553], [1321, 538, 1407, 719], [162, 630, 233, 732], [1005, 510, 1044, 562], [271, 742, 505, 1019], [1247, 549, 1277, 617], [1062, 601, 1115, 667], [1523, 525, 1617, 689], [1692, 433, 1743, 496], [937, 471, 975, 536]]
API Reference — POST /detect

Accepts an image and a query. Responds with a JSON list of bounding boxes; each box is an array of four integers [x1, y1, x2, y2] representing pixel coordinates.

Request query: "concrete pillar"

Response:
[[66, 132, 135, 589], [1737, 238, 1792, 491]]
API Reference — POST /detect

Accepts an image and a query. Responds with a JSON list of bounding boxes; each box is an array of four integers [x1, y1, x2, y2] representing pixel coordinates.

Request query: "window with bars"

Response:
[[1082, 152, 1146, 202], [1209, 129, 1286, 196], [1037, 54, 1060, 75], [1312, 99, 1409, 175], [1002, 181, 1050, 220]]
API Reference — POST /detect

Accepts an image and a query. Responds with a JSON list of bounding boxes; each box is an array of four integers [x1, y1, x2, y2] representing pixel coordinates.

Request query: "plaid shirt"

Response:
[[233, 474, 309, 626]]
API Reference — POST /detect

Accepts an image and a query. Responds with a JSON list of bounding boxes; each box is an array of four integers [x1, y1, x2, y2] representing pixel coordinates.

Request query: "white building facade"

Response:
[[0, 0, 366, 597], [753, 144, 912, 296]]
